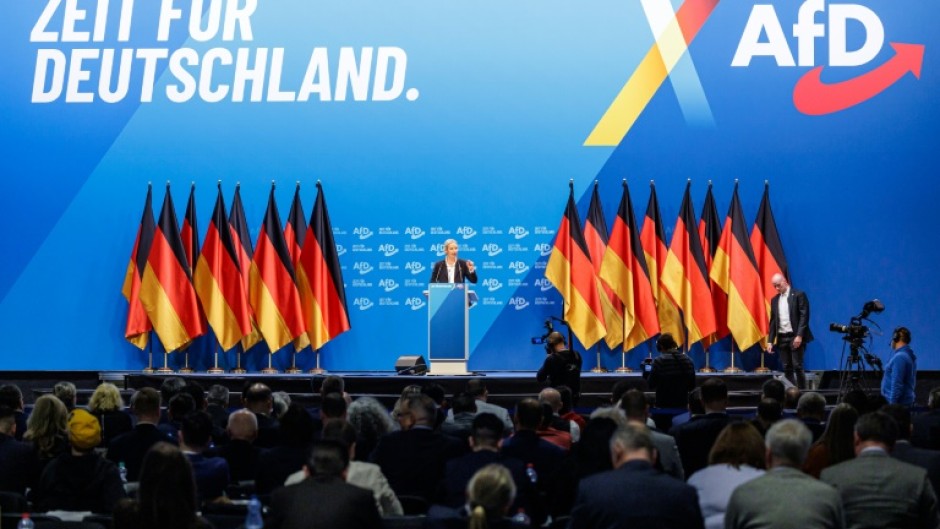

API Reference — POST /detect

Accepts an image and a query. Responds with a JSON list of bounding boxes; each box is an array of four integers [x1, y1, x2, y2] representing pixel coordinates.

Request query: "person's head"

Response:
[[0, 406, 16, 436], [557, 385, 574, 414], [226, 409, 258, 442], [796, 392, 826, 420], [929, 387, 940, 411], [305, 439, 349, 479], [765, 419, 812, 468], [443, 238, 459, 259], [88, 382, 124, 413], [771, 273, 790, 294], [761, 379, 786, 404], [179, 411, 213, 452], [466, 378, 488, 400], [784, 387, 802, 410], [181, 380, 206, 411], [891, 326, 912, 349], [610, 379, 639, 407], [656, 333, 679, 353], [321, 392, 348, 421], [700, 378, 728, 413], [538, 387, 562, 413], [137, 443, 199, 529], [841, 389, 868, 414], [466, 464, 516, 528], [709, 422, 766, 469], [68, 408, 103, 453], [547, 331, 566, 352], [854, 411, 898, 452], [609, 423, 655, 467], [347, 397, 394, 443], [280, 403, 316, 445], [756, 398, 782, 425], [272, 391, 291, 418], [159, 377, 186, 406], [167, 393, 196, 422], [130, 387, 162, 423], [25, 394, 68, 456], [53, 381, 77, 410], [315, 375, 345, 398], [881, 404, 912, 441], [470, 413, 504, 451], [451, 392, 478, 415], [819, 403, 860, 465], [397, 394, 436, 429], [322, 419, 357, 452], [422, 383, 447, 407], [0, 385, 24, 411], [576, 417, 619, 477], [514, 398, 542, 431], [619, 389, 649, 422], [242, 382, 273, 415], [207, 384, 229, 407], [689, 387, 705, 415]]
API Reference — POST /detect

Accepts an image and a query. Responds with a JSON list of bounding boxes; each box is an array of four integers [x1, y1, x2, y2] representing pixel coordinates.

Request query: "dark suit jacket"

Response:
[[0, 433, 35, 494], [568, 460, 704, 529], [95, 410, 134, 447], [255, 443, 309, 495], [912, 409, 940, 450], [371, 427, 467, 501], [266, 475, 381, 529], [768, 288, 814, 344], [892, 441, 940, 502], [439, 450, 531, 509], [106, 423, 177, 482], [668, 412, 735, 478], [186, 453, 230, 503], [429, 258, 478, 284], [208, 439, 261, 483], [254, 413, 281, 449]]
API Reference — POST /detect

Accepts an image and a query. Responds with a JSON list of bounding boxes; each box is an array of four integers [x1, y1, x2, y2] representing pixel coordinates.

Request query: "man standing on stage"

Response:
[[537, 332, 582, 401], [766, 273, 813, 389], [882, 327, 916, 406]]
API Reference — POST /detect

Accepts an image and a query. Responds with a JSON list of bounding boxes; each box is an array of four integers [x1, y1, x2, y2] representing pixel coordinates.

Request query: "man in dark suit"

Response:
[[0, 405, 34, 494], [429, 239, 478, 283], [371, 394, 467, 503], [207, 409, 260, 483], [266, 439, 381, 529], [568, 423, 704, 529], [821, 411, 938, 529], [179, 411, 230, 504], [913, 386, 940, 450], [766, 273, 813, 389], [242, 382, 280, 449], [882, 404, 940, 503], [0, 385, 28, 441], [668, 378, 735, 478], [106, 387, 176, 482]]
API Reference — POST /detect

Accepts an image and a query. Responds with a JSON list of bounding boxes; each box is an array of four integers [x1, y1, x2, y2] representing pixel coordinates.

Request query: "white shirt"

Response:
[[777, 287, 793, 333], [446, 261, 456, 283]]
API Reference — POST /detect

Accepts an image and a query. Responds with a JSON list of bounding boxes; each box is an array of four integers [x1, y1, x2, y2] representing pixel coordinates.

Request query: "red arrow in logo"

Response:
[[793, 42, 924, 115]]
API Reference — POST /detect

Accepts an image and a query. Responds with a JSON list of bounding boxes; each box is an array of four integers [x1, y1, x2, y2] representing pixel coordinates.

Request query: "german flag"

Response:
[[194, 183, 253, 351], [229, 184, 262, 351], [249, 185, 307, 352], [284, 183, 311, 352], [600, 180, 660, 351], [545, 182, 607, 348], [584, 182, 624, 349], [749, 182, 789, 314], [662, 181, 716, 346], [710, 183, 768, 350], [698, 182, 729, 347], [139, 184, 206, 352], [181, 183, 200, 272], [121, 185, 154, 349], [639, 182, 683, 343], [297, 182, 351, 350]]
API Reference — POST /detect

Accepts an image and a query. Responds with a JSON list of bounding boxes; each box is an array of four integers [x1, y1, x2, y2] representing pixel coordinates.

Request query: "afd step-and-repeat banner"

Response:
[[1, 0, 936, 372]]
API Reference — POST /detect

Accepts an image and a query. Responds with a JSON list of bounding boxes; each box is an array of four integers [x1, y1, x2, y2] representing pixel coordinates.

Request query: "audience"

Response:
[[912, 386, 940, 450], [243, 382, 280, 449], [441, 392, 477, 441], [784, 386, 801, 412], [206, 384, 231, 433], [208, 408, 261, 483], [0, 384, 28, 440], [539, 387, 579, 441], [255, 403, 316, 495], [749, 398, 782, 437], [803, 403, 858, 478], [347, 396, 394, 462], [557, 385, 586, 430], [881, 404, 940, 498], [23, 394, 69, 489], [159, 392, 196, 440], [669, 378, 735, 477], [53, 381, 78, 411], [88, 382, 133, 446], [179, 410, 230, 504], [0, 405, 34, 495], [107, 387, 176, 482], [796, 391, 827, 442], [428, 464, 526, 529], [761, 379, 786, 405], [620, 389, 684, 480], [445, 378, 514, 436]]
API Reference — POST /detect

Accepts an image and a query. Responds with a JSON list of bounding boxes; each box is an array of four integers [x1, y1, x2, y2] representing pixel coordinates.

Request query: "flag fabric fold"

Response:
[[297, 182, 352, 350], [639, 182, 684, 343], [662, 182, 717, 346], [229, 185, 263, 351], [194, 184, 253, 351], [181, 184, 200, 273], [600, 180, 660, 351], [138, 184, 206, 352], [545, 183, 607, 349], [121, 185, 155, 349], [750, 182, 789, 313], [699, 183, 730, 347], [285, 184, 311, 351], [584, 182, 625, 349], [248, 186, 307, 352], [710, 183, 768, 350]]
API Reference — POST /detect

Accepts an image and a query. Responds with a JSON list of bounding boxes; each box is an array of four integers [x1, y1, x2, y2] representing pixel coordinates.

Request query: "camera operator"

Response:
[[881, 327, 916, 406], [642, 333, 696, 409], [766, 273, 814, 389], [536, 332, 582, 403]]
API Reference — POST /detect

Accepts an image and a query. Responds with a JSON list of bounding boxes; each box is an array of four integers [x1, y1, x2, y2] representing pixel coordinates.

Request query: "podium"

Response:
[[426, 283, 477, 375]]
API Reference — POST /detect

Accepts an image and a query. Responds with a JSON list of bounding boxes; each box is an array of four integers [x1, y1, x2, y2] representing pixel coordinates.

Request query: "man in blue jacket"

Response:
[[882, 326, 916, 406]]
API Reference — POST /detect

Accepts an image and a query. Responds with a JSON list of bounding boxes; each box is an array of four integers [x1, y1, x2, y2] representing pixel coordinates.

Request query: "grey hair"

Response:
[[348, 397, 394, 439], [272, 391, 292, 418], [765, 419, 812, 467]]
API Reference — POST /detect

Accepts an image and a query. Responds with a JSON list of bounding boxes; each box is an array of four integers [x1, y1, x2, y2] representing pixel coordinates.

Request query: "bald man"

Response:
[[766, 274, 814, 389]]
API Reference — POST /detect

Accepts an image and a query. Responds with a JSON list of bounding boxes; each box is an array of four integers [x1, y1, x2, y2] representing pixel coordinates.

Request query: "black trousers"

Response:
[[777, 334, 806, 388]]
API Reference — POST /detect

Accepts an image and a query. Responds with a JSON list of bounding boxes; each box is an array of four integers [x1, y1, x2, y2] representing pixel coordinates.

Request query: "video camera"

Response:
[[829, 299, 884, 366], [530, 318, 554, 345]]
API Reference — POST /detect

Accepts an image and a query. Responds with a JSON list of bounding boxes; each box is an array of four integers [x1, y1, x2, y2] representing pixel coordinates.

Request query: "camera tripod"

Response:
[[837, 341, 880, 402]]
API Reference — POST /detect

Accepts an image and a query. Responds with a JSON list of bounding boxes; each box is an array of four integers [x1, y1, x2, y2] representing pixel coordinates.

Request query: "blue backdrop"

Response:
[[1, 0, 936, 372]]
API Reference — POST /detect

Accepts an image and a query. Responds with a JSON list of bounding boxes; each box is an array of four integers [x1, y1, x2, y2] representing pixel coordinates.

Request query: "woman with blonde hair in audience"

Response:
[[88, 382, 133, 445], [427, 463, 526, 529], [687, 422, 766, 529], [803, 403, 858, 478], [23, 394, 69, 489]]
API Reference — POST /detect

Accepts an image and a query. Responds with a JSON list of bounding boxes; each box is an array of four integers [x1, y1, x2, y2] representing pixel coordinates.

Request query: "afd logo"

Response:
[[508, 226, 529, 239], [429, 243, 445, 256], [481, 278, 503, 292], [508, 297, 530, 310], [353, 262, 374, 275], [482, 243, 502, 257], [378, 279, 399, 292], [533, 278, 554, 292], [335, 244, 347, 256], [353, 297, 374, 311], [405, 261, 426, 275], [405, 226, 426, 240], [353, 227, 373, 240], [508, 261, 530, 275], [733, 0, 924, 115], [379, 244, 399, 257], [533, 243, 552, 257], [456, 226, 477, 240], [405, 297, 427, 311]]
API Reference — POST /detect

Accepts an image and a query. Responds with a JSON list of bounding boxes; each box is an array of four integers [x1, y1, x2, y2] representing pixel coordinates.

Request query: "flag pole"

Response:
[[724, 341, 742, 373], [207, 339, 223, 374], [591, 344, 607, 373], [754, 343, 771, 373], [261, 349, 279, 374], [179, 345, 194, 373], [286, 348, 302, 374], [700, 343, 716, 373], [232, 343, 247, 374], [156, 349, 173, 374], [143, 332, 155, 373], [309, 348, 326, 374]]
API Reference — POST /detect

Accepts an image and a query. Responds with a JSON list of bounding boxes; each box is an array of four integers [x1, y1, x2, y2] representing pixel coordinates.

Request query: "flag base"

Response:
[[285, 368, 303, 374], [723, 366, 743, 373], [207, 367, 224, 374], [590, 366, 608, 373], [178, 367, 194, 374], [308, 368, 326, 374], [261, 367, 279, 374], [142, 368, 156, 374], [699, 367, 717, 373], [155, 367, 174, 374], [614, 366, 633, 373], [753, 367, 771, 373], [230, 368, 247, 374]]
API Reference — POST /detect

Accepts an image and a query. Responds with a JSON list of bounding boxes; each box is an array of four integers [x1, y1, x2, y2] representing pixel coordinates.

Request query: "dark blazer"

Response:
[[106, 423, 177, 482], [208, 438, 261, 483], [568, 460, 704, 529], [0, 433, 35, 494], [892, 440, 940, 501], [439, 450, 531, 508], [33, 452, 126, 513], [768, 288, 814, 344], [912, 409, 940, 450], [255, 443, 309, 495], [254, 413, 281, 449], [668, 412, 736, 478], [429, 258, 478, 284], [95, 410, 134, 447], [371, 427, 467, 501], [266, 475, 382, 529], [186, 453, 230, 503]]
